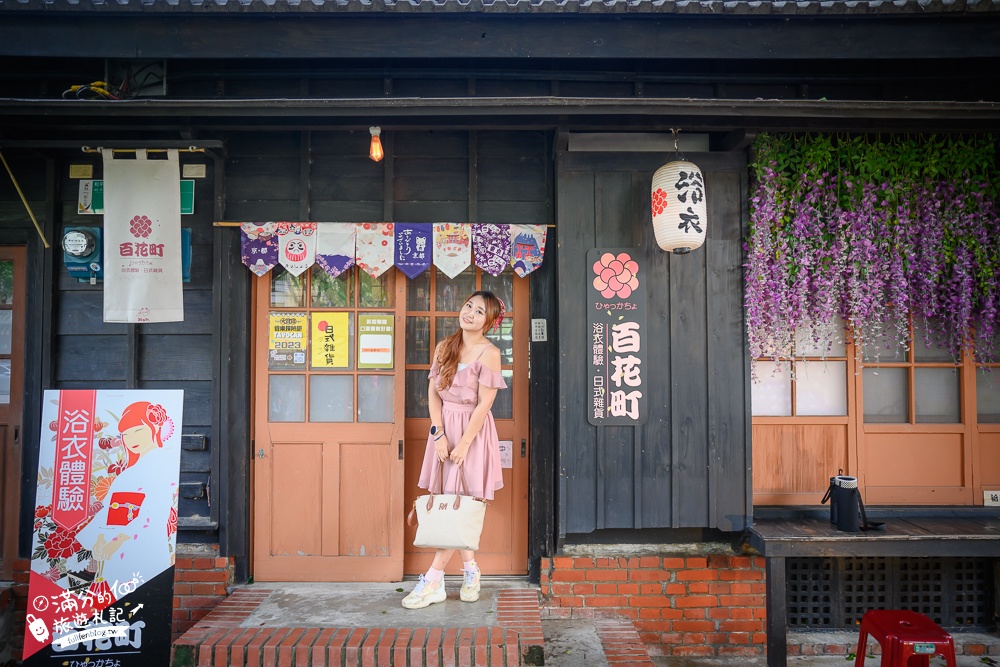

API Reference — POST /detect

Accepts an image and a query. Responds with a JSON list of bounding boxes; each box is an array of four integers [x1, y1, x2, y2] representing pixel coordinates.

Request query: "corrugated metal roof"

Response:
[[1, 0, 998, 14]]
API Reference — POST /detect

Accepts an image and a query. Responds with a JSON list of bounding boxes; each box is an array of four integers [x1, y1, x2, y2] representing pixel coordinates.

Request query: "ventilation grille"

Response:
[[787, 557, 993, 629]]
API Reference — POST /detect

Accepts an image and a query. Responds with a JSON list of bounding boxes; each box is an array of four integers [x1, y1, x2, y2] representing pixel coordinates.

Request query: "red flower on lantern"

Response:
[[44, 526, 82, 560], [652, 188, 668, 217], [592, 252, 640, 300]]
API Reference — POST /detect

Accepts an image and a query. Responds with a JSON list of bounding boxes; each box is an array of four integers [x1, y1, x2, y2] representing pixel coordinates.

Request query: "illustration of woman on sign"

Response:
[[77, 401, 179, 601]]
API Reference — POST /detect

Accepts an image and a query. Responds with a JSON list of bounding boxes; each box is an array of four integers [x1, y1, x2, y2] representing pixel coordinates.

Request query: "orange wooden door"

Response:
[[253, 265, 406, 581], [0, 247, 25, 580], [402, 267, 530, 575]]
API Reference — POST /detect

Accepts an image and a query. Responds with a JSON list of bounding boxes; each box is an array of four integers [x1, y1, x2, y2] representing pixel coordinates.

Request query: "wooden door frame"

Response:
[[0, 246, 26, 580]]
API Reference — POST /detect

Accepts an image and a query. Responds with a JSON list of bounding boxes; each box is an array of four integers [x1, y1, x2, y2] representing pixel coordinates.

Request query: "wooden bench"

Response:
[[748, 512, 1000, 667]]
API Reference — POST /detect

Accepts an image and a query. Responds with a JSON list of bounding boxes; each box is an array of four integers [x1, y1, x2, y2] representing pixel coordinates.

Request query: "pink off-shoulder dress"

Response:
[[418, 348, 507, 500]]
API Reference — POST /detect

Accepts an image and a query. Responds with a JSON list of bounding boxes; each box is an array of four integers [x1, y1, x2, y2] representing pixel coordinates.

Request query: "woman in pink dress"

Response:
[[402, 290, 507, 609]]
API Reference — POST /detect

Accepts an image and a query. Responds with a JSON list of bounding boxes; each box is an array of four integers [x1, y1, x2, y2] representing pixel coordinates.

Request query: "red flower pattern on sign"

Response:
[[44, 526, 82, 560], [129, 215, 153, 238]]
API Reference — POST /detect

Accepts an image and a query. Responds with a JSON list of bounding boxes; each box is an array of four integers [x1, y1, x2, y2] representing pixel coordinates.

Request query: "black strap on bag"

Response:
[[858, 494, 886, 532]]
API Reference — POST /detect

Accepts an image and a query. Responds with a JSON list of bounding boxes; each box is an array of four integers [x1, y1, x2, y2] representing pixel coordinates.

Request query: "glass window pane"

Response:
[[751, 361, 791, 417], [406, 316, 431, 365], [0, 359, 9, 404], [795, 361, 847, 416], [309, 375, 354, 422], [486, 318, 514, 366], [795, 317, 847, 357], [491, 370, 513, 419], [269, 374, 305, 422], [407, 270, 431, 311], [913, 317, 956, 363], [863, 368, 908, 423], [270, 267, 306, 308], [0, 261, 12, 304], [977, 369, 1000, 423], [359, 270, 394, 308], [310, 265, 353, 308], [435, 316, 460, 348], [861, 315, 907, 363], [481, 268, 513, 313], [0, 311, 11, 355], [435, 267, 475, 312], [915, 367, 960, 423], [358, 375, 394, 422], [406, 369, 430, 419]]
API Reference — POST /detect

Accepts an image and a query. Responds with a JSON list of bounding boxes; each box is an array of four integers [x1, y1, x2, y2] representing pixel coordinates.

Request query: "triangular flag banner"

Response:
[[394, 223, 433, 279], [315, 223, 356, 278], [433, 223, 472, 279], [510, 224, 547, 277], [102, 149, 184, 323], [356, 222, 395, 278], [241, 223, 279, 276], [472, 223, 512, 277], [275, 222, 317, 276]]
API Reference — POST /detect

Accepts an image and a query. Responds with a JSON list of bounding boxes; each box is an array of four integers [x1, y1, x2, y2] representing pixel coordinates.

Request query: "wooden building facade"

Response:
[[1, 5, 1000, 661]]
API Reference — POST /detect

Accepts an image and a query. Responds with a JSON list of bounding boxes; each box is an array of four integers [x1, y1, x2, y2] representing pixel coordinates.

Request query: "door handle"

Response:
[[258, 448, 265, 459], [398, 439, 404, 461], [13, 426, 19, 445], [521, 438, 526, 458]]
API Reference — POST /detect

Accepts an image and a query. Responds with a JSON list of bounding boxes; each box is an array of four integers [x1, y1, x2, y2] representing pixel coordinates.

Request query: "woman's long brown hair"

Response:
[[436, 290, 502, 391]]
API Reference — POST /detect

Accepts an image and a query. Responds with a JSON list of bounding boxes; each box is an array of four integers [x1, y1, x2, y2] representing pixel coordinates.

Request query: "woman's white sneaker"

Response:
[[401, 575, 447, 609], [460, 567, 481, 602]]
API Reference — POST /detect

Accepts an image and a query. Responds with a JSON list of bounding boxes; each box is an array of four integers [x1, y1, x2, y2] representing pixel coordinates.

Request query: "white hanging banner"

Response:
[[510, 224, 548, 277], [315, 223, 357, 278], [102, 149, 184, 323], [356, 223, 395, 278], [275, 222, 317, 276], [433, 223, 472, 279]]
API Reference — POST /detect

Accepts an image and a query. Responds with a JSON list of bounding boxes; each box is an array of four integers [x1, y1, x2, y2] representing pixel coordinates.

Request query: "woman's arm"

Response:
[[428, 342, 448, 460], [449, 345, 501, 467]]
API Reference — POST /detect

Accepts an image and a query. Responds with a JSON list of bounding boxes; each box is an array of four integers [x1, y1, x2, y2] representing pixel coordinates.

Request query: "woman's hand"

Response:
[[434, 437, 450, 463], [449, 442, 471, 467], [92, 533, 131, 561]]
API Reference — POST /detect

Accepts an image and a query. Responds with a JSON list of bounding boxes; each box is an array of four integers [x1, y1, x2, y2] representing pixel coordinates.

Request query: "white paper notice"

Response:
[[498, 439, 513, 469]]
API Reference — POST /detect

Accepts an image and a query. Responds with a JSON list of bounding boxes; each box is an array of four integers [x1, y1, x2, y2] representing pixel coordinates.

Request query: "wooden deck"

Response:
[[748, 513, 1000, 667]]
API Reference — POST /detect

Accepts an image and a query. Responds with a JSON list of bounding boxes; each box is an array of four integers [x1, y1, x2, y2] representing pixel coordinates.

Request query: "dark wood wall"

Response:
[[556, 149, 750, 536]]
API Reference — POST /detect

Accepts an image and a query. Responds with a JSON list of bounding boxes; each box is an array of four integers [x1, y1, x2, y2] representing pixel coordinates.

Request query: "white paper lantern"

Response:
[[651, 160, 707, 254]]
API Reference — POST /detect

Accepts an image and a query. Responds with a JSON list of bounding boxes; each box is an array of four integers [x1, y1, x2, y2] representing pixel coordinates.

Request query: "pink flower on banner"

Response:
[[593, 252, 639, 299]]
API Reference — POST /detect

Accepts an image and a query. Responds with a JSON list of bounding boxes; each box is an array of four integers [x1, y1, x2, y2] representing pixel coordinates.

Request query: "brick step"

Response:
[[171, 588, 546, 667]]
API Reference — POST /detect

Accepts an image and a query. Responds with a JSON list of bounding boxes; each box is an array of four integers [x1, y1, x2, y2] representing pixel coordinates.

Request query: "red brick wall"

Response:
[[6, 546, 232, 659], [539, 553, 767, 658]]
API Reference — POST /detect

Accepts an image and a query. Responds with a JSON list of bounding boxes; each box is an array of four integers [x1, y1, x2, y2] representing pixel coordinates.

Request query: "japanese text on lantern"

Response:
[[52, 391, 96, 531], [674, 170, 704, 233]]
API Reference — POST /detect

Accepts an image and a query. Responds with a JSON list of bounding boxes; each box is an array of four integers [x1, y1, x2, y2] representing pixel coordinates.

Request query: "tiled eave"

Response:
[[1, 0, 999, 14]]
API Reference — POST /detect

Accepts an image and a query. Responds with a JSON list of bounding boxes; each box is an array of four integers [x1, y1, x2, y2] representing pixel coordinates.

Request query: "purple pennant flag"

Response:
[[394, 223, 433, 279], [315, 223, 356, 278], [241, 223, 278, 276], [473, 224, 512, 277]]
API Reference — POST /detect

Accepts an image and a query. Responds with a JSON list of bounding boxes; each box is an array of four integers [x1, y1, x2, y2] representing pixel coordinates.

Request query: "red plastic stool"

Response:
[[854, 610, 957, 667]]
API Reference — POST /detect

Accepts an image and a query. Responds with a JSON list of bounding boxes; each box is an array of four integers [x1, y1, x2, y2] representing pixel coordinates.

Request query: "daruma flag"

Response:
[[24, 390, 183, 667], [102, 149, 184, 323]]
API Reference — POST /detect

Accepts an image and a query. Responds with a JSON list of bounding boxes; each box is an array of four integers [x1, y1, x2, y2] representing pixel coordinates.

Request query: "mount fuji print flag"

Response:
[[315, 224, 356, 278]]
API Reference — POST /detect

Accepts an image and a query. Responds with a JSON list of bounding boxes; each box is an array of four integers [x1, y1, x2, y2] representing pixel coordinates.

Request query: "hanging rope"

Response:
[[0, 148, 51, 248]]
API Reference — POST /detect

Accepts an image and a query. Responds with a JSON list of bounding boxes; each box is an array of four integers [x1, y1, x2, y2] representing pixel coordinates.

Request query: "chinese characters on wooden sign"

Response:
[[587, 249, 648, 425]]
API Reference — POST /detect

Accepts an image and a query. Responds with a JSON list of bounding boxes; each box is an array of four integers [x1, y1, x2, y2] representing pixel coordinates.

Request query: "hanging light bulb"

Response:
[[369, 126, 384, 162]]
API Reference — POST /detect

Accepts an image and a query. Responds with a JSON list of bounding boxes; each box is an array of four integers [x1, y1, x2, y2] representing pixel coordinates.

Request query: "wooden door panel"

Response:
[[863, 432, 969, 504], [752, 424, 848, 505], [978, 432, 1000, 488], [0, 246, 25, 580], [339, 442, 393, 558], [269, 442, 324, 556]]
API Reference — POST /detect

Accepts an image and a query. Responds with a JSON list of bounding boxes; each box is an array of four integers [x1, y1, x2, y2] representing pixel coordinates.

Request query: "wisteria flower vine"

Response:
[[745, 133, 1000, 378]]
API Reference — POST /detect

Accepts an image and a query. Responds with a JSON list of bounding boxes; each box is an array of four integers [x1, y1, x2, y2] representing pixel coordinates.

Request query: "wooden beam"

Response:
[[2, 15, 999, 61]]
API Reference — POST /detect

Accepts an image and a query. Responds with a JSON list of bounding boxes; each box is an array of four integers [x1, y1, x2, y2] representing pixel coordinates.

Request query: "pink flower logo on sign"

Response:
[[593, 252, 639, 299], [129, 215, 153, 238]]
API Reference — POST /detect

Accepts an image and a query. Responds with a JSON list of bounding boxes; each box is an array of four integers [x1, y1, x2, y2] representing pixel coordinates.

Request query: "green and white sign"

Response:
[[79, 179, 195, 215]]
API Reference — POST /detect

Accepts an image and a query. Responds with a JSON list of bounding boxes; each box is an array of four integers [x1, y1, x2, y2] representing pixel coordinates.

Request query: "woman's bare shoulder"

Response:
[[481, 343, 502, 371]]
